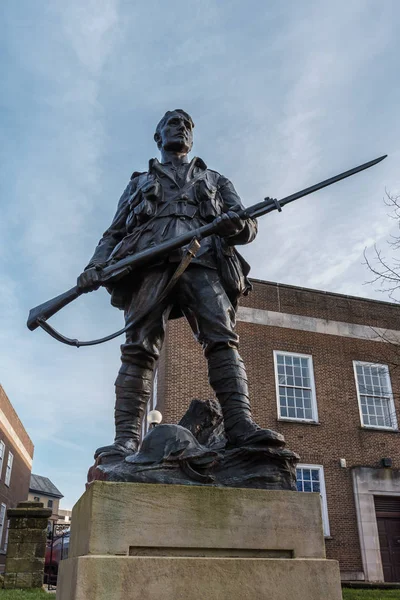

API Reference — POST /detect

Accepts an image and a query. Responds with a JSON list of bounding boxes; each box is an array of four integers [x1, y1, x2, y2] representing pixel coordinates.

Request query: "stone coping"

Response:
[[7, 507, 52, 519]]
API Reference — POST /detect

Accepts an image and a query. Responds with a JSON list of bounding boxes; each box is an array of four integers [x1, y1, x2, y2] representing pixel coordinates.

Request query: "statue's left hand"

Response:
[[77, 267, 103, 293], [215, 211, 246, 238]]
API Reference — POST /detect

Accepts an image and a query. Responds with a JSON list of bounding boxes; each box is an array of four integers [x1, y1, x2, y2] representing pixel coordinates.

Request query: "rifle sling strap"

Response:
[[37, 237, 202, 347]]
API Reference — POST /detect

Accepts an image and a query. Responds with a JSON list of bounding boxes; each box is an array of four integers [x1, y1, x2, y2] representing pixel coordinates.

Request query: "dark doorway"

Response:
[[375, 496, 400, 582]]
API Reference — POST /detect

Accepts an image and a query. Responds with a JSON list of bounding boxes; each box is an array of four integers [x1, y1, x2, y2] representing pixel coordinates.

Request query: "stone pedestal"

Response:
[[57, 482, 342, 600], [4, 501, 52, 589]]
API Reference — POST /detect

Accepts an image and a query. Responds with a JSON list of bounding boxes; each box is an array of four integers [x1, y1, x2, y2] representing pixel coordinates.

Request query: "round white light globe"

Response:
[[146, 410, 163, 426]]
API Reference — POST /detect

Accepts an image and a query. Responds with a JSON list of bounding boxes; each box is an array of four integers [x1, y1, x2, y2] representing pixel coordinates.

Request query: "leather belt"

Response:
[[154, 201, 198, 219]]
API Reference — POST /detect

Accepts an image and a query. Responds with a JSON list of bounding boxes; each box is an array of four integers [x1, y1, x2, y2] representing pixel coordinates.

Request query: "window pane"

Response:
[[311, 470, 319, 481], [304, 407, 313, 419]]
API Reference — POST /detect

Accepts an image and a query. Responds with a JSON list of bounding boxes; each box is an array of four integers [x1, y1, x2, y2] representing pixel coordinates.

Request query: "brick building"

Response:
[[0, 385, 34, 571], [150, 279, 400, 584]]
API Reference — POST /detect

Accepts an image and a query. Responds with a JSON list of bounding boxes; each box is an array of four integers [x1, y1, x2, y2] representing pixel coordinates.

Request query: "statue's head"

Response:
[[154, 109, 194, 155]]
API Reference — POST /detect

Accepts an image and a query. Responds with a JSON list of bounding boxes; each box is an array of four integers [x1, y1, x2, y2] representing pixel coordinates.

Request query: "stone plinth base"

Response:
[[57, 482, 342, 600], [58, 556, 342, 600]]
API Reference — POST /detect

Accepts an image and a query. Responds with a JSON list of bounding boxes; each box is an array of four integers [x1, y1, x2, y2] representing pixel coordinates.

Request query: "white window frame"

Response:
[[0, 504, 6, 549], [0, 441, 5, 480], [296, 464, 330, 536], [4, 452, 13, 487], [141, 370, 159, 440], [141, 400, 150, 440], [353, 361, 397, 431], [151, 370, 158, 411], [273, 351, 318, 423], [4, 519, 9, 552]]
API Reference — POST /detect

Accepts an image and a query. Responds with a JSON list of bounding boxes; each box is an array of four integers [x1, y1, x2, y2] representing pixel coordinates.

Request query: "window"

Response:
[[47, 499, 53, 509], [141, 370, 158, 440], [4, 452, 13, 487], [274, 352, 318, 422], [141, 401, 150, 440], [0, 504, 6, 548], [33, 496, 40, 502], [353, 362, 397, 430], [0, 441, 4, 479], [4, 519, 9, 551], [151, 370, 158, 411], [296, 465, 330, 536]]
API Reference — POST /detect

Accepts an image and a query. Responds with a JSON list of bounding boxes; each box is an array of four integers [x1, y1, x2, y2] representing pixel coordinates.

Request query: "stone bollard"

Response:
[[4, 501, 52, 589]]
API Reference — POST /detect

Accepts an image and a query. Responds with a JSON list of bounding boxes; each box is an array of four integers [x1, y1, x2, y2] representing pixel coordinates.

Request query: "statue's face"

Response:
[[158, 113, 193, 154]]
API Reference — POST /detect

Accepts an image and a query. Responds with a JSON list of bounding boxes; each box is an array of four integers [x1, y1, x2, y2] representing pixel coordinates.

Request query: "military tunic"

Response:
[[86, 156, 257, 312]]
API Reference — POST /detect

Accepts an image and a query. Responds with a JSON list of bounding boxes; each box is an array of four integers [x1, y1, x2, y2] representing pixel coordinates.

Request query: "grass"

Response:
[[2, 587, 400, 600], [0, 590, 46, 599], [343, 590, 400, 599]]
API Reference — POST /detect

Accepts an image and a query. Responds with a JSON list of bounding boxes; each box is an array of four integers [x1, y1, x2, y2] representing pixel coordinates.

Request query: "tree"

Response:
[[364, 190, 400, 303], [363, 191, 400, 379]]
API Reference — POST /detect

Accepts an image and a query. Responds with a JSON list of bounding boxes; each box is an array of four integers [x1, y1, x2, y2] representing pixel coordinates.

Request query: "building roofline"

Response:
[[29, 487, 64, 499], [249, 279, 400, 310], [29, 474, 64, 499]]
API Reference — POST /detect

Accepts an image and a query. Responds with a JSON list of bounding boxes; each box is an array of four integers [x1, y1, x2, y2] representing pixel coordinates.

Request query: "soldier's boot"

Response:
[[208, 348, 285, 448], [94, 364, 152, 459]]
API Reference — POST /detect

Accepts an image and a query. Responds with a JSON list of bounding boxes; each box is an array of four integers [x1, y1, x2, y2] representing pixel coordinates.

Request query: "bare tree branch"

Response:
[[364, 190, 400, 303]]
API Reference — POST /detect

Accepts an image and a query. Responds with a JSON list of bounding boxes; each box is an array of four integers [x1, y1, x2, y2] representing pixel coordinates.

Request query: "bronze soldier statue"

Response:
[[27, 110, 385, 469], [77, 109, 284, 459]]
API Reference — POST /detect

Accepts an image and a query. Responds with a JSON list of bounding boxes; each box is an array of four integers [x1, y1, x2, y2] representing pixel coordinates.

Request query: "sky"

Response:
[[1, 0, 400, 508]]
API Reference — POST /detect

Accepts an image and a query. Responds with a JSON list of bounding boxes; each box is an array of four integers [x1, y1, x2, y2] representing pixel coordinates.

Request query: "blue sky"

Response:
[[1, 0, 400, 508]]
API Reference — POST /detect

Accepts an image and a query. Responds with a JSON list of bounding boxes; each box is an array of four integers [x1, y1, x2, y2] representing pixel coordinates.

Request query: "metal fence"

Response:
[[46, 522, 70, 590]]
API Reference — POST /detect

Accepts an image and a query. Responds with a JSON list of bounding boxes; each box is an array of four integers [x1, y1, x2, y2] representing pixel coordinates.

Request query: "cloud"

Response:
[[2, 0, 400, 508]]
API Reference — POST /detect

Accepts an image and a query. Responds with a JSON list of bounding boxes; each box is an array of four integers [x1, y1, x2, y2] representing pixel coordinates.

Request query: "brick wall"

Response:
[[0, 387, 34, 571], [157, 280, 400, 575], [0, 387, 34, 459]]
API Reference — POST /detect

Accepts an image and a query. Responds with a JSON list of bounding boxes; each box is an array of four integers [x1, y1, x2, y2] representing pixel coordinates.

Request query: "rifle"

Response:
[[27, 155, 387, 345]]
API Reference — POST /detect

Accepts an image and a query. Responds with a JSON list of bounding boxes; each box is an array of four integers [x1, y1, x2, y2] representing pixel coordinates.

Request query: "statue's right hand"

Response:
[[77, 267, 102, 293]]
